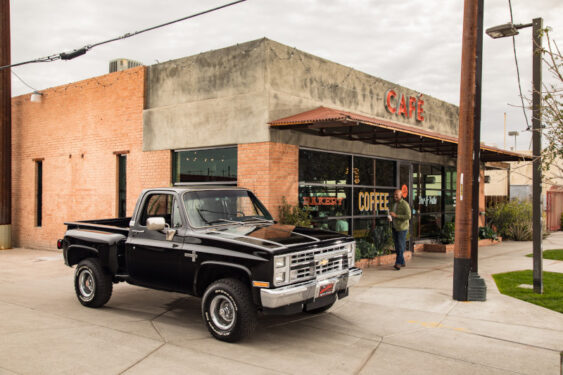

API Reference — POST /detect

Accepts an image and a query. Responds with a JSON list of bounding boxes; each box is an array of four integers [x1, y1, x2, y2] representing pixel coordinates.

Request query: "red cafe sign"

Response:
[[384, 89, 425, 122]]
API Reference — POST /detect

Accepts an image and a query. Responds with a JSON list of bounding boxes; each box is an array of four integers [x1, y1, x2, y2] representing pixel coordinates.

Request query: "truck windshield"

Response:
[[183, 190, 274, 228]]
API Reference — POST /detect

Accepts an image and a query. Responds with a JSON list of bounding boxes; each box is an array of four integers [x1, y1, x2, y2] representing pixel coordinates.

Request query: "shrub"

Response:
[[356, 239, 377, 259], [372, 225, 393, 255], [506, 222, 533, 241], [278, 197, 311, 227], [486, 200, 532, 241], [478, 226, 498, 241], [440, 222, 455, 244]]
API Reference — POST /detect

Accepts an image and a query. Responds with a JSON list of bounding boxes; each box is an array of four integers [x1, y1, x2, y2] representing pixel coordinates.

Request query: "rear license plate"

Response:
[[318, 283, 335, 297]]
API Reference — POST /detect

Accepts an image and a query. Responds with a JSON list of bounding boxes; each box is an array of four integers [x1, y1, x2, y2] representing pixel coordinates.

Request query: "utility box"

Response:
[[109, 58, 143, 73]]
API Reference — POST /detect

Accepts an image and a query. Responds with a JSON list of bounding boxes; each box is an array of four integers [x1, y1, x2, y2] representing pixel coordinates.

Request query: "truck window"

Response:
[[183, 190, 273, 228], [139, 194, 182, 227]]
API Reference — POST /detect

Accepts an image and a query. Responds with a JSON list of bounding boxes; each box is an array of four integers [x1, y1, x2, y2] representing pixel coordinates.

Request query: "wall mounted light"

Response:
[[30, 91, 43, 103]]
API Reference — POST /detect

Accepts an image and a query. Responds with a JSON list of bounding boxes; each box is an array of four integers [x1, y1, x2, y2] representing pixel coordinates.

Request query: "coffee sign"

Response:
[[384, 89, 425, 122]]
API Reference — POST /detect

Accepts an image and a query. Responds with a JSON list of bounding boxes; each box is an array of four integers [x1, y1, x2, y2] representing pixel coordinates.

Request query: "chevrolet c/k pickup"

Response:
[[59, 187, 362, 342]]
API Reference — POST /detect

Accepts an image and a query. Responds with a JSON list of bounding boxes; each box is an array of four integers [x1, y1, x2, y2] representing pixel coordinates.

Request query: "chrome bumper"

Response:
[[260, 267, 363, 309]]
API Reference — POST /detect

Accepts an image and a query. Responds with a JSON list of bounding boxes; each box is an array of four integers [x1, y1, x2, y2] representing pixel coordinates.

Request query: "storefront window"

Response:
[[299, 149, 398, 241], [353, 188, 394, 216], [299, 185, 351, 220], [173, 147, 237, 184], [376, 159, 396, 187], [299, 149, 351, 185]]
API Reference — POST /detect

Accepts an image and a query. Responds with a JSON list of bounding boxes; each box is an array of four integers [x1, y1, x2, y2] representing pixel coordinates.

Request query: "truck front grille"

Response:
[[289, 244, 348, 283]]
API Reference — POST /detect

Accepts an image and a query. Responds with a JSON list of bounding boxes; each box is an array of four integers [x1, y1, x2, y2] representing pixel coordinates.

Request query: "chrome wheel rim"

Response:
[[78, 269, 95, 299], [209, 295, 235, 330]]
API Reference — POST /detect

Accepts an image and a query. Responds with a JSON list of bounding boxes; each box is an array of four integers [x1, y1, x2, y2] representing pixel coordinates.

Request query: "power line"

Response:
[[0, 0, 246, 70], [11, 70, 39, 92], [508, 0, 531, 131]]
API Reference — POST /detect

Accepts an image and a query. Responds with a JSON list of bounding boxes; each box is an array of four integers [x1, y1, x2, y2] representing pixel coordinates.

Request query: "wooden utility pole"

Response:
[[453, 0, 486, 301], [0, 0, 11, 249]]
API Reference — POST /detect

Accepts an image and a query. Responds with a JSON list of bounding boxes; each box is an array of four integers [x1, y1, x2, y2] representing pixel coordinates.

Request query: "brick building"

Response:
[[11, 38, 526, 249]]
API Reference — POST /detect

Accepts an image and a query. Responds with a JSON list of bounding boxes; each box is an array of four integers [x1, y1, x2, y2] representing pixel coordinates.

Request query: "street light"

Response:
[[507, 130, 519, 150], [486, 18, 543, 294]]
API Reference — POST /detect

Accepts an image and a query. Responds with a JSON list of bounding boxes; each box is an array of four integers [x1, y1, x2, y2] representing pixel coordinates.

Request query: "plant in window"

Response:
[[372, 225, 393, 256], [278, 197, 312, 227], [440, 222, 455, 244]]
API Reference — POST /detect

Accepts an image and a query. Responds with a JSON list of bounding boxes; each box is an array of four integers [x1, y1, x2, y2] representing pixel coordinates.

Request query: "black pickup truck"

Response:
[[59, 187, 362, 342]]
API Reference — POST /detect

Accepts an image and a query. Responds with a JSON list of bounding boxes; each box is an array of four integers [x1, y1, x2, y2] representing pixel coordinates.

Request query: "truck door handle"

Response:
[[131, 229, 144, 234]]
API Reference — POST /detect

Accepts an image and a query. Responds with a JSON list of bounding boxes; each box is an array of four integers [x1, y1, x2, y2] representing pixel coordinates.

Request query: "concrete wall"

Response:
[[143, 38, 460, 152], [264, 39, 460, 136], [143, 39, 270, 151], [11, 67, 170, 250]]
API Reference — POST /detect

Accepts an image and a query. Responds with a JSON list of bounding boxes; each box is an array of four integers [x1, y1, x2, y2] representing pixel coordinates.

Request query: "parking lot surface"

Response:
[[1, 234, 562, 374]]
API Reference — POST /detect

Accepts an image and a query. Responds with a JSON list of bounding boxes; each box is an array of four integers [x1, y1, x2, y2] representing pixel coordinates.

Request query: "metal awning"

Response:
[[269, 106, 532, 162]]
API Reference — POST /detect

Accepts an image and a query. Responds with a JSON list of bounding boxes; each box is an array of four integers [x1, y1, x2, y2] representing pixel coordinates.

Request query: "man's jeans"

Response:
[[392, 229, 407, 266]]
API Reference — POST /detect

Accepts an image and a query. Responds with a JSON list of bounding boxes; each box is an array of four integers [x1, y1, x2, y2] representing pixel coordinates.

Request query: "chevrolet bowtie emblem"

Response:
[[319, 259, 329, 266]]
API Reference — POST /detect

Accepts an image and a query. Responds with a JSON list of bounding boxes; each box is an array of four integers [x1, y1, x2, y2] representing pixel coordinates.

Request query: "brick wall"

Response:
[[237, 142, 298, 219], [11, 67, 170, 250]]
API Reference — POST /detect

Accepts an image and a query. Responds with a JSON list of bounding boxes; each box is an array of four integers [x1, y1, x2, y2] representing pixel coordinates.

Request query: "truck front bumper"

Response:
[[260, 267, 363, 309]]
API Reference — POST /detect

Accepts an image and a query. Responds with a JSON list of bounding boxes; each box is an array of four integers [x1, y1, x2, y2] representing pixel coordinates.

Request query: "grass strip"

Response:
[[525, 249, 563, 260], [492, 270, 563, 313]]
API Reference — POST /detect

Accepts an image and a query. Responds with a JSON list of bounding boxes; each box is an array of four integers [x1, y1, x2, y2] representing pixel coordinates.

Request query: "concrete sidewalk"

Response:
[[0, 234, 562, 375]]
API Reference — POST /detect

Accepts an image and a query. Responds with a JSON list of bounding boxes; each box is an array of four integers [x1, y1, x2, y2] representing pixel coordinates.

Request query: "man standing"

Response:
[[389, 189, 411, 270]]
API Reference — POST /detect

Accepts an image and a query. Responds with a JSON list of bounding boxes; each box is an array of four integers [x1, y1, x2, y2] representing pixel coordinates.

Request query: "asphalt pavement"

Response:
[[0, 233, 562, 375]]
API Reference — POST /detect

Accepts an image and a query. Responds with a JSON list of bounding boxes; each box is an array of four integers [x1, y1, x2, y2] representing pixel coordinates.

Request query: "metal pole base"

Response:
[[468, 272, 487, 301], [0, 224, 11, 249]]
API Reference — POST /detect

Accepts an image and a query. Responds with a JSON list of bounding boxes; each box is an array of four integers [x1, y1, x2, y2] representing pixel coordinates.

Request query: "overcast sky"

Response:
[[8, 0, 563, 150]]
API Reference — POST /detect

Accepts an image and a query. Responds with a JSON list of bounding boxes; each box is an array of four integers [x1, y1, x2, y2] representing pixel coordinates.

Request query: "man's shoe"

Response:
[[400, 264, 406, 268], [393, 264, 400, 270]]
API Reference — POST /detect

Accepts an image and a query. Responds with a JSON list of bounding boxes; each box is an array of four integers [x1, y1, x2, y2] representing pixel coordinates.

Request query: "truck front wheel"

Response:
[[201, 278, 257, 342], [74, 258, 113, 308]]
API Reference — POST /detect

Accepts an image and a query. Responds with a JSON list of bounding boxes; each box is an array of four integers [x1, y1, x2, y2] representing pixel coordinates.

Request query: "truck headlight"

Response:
[[275, 271, 287, 284], [274, 255, 290, 286], [347, 241, 356, 267]]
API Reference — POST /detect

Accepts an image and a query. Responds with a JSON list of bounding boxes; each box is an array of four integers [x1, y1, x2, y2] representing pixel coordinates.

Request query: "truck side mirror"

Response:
[[146, 217, 166, 231]]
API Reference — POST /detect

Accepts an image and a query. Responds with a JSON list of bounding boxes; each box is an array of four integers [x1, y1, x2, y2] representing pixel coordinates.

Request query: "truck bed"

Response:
[[64, 217, 131, 235]]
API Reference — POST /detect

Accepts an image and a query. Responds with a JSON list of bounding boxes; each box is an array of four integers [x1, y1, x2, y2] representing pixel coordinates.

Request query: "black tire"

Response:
[[201, 278, 257, 342], [305, 302, 335, 314], [74, 258, 113, 308]]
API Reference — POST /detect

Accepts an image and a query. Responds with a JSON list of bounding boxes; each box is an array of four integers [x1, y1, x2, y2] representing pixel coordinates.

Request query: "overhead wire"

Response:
[[11, 70, 39, 93], [507, 0, 531, 131], [0, 0, 246, 70]]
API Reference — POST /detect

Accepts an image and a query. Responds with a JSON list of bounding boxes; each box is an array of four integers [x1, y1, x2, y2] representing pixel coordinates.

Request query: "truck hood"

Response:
[[201, 223, 349, 251]]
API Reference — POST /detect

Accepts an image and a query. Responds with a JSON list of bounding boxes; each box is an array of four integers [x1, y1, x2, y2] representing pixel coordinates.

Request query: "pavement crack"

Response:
[[118, 342, 166, 375], [353, 341, 381, 374]]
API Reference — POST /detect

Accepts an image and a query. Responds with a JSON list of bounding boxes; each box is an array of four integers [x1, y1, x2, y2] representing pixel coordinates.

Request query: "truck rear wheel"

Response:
[[201, 278, 256, 342], [74, 258, 113, 308]]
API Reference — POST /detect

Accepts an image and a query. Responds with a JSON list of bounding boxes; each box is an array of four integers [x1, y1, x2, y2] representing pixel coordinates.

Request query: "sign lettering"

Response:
[[357, 191, 390, 213], [385, 89, 425, 122], [303, 196, 345, 206]]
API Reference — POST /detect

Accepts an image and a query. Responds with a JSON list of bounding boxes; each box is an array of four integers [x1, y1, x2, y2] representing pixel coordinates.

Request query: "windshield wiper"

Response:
[[208, 218, 245, 225], [240, 217, 274, 224]]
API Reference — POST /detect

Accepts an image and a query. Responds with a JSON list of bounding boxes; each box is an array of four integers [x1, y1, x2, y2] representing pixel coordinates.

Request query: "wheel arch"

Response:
[[194, 261, 252, 297], [65, 245, 100, 267]]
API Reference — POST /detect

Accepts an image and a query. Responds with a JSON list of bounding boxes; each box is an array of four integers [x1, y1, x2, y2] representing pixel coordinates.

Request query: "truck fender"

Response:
[[65, 244, 99, 267], [194, 261, 252, 297]]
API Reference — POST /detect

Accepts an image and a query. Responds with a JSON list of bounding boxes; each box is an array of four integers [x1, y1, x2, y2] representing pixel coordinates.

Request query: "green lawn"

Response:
[[492, 270, 563, 313], [526, 249, 563, 260]]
